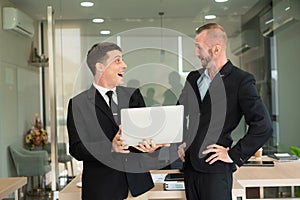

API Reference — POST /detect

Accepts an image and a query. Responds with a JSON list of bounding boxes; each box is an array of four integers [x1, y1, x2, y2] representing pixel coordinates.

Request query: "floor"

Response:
[[25, 194, 53, 200]]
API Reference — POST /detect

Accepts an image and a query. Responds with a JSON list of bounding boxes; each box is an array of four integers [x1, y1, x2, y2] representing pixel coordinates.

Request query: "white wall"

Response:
[[0, 0, 40, 177]]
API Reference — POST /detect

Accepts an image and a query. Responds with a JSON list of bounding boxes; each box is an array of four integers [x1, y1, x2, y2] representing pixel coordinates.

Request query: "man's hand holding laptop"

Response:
[[112, 126, 170, 153]]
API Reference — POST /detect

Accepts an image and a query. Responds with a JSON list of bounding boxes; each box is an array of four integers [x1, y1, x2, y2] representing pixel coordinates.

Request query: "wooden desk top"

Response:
[[59, 175, 81, 200], [234, 159, 300, 187], [0, 177, 27, 199]]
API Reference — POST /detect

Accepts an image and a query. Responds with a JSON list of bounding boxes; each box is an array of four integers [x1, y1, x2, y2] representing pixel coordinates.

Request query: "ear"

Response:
[[213, 44, 221, 55], [95, 62, 105, 72]]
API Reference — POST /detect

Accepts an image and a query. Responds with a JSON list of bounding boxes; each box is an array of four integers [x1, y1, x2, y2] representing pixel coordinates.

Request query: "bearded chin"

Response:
[[202, 57, 210, 68]]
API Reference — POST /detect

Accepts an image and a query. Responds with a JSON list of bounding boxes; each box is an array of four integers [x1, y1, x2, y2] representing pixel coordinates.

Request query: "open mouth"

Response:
[[118, 73, 123, 77]]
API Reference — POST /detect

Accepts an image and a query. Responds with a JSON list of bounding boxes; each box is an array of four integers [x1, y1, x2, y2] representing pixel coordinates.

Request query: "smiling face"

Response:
[[97, 50, 127, 89], [194, 23, 228, 72]]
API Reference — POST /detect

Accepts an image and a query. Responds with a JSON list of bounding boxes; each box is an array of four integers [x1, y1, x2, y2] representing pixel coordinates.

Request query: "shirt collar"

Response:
[[203, 69, 210, 78], [203, 68, 220, 81], [93, 82, 116, 97]]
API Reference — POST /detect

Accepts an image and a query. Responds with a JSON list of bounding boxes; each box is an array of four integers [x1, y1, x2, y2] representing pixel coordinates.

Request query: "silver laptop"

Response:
[[120, 105, 184, 146]]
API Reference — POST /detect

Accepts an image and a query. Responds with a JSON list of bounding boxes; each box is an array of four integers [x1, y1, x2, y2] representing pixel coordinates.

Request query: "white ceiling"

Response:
[[8, 0, 261, 37]]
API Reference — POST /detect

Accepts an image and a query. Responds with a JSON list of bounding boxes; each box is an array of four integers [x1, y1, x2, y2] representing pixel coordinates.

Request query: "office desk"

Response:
[[59, 170, 243, 200], [149, 170, 244, 200], [59, 175, 81, 200], [149, 170, 185, 200], [148, 182, 185, 200], [0, 177, 27, 200], [234, 160, 300, 199], [232, 177, 245, 200], [59, 170, 186, 200]]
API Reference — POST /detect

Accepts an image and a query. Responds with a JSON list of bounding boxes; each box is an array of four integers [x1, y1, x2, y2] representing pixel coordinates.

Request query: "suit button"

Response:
[[125, 158, 128, 162]]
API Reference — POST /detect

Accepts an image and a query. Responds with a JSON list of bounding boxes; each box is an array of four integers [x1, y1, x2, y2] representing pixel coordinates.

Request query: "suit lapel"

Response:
[[87, 85, 117, 125], [192, 68, 204, 103], [219, 60, 233, 78], [201, 61, 233, 103]]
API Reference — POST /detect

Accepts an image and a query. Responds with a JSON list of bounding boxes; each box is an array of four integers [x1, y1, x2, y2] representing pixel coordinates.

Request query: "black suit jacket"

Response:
[[67, 85, 154, 200], [179, 60, 273, 173]]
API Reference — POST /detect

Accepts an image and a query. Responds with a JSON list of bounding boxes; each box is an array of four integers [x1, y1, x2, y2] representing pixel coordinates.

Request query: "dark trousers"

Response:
[[184, 168, 233, 200]]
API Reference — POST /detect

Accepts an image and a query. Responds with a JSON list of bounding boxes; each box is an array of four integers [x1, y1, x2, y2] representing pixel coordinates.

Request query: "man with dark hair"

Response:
[[178, 23, 272, 200], [67, 42, 163, 199]]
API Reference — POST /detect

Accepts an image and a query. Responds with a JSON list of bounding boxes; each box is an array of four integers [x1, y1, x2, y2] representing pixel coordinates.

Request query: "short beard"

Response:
[[202, 48, 214, 68]]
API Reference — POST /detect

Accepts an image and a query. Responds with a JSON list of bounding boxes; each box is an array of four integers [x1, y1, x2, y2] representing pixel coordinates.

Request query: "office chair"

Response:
[[58, 143, 74, 177], [43, 143, 74, 177], [9, 144, 51, 197]]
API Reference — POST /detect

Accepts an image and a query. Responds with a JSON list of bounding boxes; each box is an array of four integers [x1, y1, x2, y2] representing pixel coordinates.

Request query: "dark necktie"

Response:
[[106, 91, 119, 124]]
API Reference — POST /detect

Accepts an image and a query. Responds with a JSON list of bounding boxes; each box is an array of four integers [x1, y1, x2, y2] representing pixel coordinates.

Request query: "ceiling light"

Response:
[[265, 18, 274, 25], [215, 0, 228, 2], [92, 18, 104, 23], [205, 15, 216, 20], [100, 30, 111, 35], [80, 1, 94, 7]]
